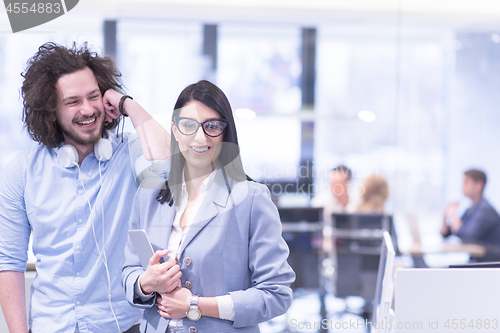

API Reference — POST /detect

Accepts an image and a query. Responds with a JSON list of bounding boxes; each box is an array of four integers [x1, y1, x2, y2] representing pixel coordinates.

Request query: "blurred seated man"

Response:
[[356, 174, 389, 214], [441, 169, 500, 249], [311, 165, 357, 254], [311, 165, 356, 224]]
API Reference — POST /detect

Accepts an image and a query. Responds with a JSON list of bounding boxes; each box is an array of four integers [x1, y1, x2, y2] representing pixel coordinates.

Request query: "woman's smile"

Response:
[[190, 145, 210, 154]]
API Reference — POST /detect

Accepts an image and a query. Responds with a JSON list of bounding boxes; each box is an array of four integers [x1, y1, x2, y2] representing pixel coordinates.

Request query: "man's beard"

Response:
[[58, 112, 104, 146]]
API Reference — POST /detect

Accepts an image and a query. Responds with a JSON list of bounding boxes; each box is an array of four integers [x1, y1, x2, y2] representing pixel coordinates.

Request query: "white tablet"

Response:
[[128, 229, 155, 270]]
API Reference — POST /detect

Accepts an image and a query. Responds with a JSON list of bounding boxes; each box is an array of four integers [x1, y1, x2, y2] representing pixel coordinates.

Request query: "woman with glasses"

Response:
[[122, 80, 295, 333]]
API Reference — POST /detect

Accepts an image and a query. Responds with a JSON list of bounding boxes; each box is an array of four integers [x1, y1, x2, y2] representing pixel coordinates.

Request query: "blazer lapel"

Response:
[[149, 199, 175, 252], [178, 168, 231, 257], [160, 201, 175, 249]]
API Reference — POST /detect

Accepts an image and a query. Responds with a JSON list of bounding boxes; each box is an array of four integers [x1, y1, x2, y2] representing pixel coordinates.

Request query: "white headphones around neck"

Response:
[[56, 137, 113, 168]]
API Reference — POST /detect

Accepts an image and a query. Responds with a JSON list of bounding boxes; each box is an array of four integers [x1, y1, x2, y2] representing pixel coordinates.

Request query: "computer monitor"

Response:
[[332, 213, 398, 306], [278, 207, 322, 223], [332, 213, 399, 254], [278, 207, 323, 290], [371, 231, 396, 333]]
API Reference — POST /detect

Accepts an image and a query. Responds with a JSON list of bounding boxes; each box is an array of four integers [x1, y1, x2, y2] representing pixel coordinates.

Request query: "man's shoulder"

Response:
[[477, 199, 500, 217], [136, 180, 163, 203], [0, 145, 47, 191], [109, 131, 137, 142], [310, 191, 332, 207], [4, 145, 46, 171], [108, 132, 138, 149], [109, 132, 142, 162]]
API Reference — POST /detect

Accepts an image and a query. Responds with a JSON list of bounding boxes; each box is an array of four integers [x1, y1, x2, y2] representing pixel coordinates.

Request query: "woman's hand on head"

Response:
[[156, 287, 192, 319], [139, 250, 182, 294]]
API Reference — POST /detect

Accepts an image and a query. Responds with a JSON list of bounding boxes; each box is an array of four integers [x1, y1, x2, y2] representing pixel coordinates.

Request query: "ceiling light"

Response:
[[358, 110, 376, 122], [235, 108, 256, 120]]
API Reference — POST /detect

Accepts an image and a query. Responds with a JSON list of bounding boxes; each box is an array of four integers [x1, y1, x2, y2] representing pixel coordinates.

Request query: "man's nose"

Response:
[[80, 99, 96, 116]]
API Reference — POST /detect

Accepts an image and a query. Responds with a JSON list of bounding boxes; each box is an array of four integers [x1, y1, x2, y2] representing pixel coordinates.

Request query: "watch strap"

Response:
[[190, 294, 199, 307], [187, 294, 201, 321]]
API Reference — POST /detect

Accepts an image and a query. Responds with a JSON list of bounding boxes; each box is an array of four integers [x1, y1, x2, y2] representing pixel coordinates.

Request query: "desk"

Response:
[[408, 242, 486, 258], [395, 268, 500, 333], [281, 221, 322, 233], [405, 214, 487, 266], [405, 239, 486, 268]]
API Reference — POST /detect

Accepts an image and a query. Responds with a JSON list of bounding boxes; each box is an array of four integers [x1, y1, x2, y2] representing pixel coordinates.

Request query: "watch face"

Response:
[[187, 308, 201, 321]]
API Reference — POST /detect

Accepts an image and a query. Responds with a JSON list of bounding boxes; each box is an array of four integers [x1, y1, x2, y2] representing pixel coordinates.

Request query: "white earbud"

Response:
[[56, 138, 113, 168], [94, 138, 113, 162], [57, 144, 79, 168]]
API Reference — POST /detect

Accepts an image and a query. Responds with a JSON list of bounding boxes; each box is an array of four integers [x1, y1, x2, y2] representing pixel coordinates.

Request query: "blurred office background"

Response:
[[2, 0, 500, 251], [3, 0, 500, 331], [2, 1, 500, 325]]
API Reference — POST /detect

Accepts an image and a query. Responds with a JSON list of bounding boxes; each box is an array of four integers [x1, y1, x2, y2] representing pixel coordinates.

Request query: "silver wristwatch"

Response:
[[186, 294, 201, 321]]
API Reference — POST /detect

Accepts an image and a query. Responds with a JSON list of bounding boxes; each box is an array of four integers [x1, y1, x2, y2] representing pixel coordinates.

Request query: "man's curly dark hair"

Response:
[[21, 42, 123, 148]]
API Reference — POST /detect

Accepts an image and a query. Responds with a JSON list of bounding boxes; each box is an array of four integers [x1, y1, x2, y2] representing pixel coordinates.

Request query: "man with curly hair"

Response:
[[0, 42, 172, 333]]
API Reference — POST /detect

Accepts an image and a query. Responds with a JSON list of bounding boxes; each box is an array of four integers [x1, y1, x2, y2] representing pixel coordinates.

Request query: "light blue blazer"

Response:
[[122, 167, 295, 333]]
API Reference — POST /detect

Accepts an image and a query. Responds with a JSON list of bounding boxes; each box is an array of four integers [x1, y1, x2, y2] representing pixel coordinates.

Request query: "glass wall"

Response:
[[315, 26, 452, 210], [314, 25, 454, 247], [218, 23, 303, 182], [218, 23, 302, 115], [116, 19, 204, 129], [2, 10, 500, 253]]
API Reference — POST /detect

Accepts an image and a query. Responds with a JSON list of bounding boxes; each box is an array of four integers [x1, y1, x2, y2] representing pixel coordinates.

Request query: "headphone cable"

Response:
[[76, 162, 122, 333]]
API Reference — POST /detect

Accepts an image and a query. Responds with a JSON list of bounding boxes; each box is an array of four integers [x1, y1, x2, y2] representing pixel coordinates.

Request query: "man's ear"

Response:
[[478, 181, 486, 194]]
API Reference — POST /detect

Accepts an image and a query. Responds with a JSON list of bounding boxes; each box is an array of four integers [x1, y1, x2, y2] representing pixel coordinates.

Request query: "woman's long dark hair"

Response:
[[157, 80, 250, 206]]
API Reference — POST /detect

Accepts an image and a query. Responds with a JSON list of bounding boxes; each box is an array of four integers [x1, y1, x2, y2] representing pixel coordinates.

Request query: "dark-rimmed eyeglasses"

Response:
[[174, 117, 228, 137]]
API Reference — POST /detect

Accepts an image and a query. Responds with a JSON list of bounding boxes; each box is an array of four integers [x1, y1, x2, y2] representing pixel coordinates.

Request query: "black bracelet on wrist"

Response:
[[119, 95, 133, 117]]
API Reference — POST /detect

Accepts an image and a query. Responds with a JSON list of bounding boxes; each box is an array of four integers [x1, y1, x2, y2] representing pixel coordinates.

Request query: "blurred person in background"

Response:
[[441, 169, 500, 261], [311, 165, 357, 224], [356, 174, 389, 213], [311, 165, 358, 255]]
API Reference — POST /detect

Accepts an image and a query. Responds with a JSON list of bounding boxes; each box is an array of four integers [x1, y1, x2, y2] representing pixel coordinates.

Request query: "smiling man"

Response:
[[0, 42, 170, 333], [55, 67, 104, 153]]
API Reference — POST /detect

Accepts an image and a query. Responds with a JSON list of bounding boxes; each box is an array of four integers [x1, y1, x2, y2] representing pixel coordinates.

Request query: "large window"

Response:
[[315, 25, 452, 244], [117, 19, 204, 128], [218, 23, 302, 115], [3, 11, 500, 257], [218, 23, 303, 182]]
